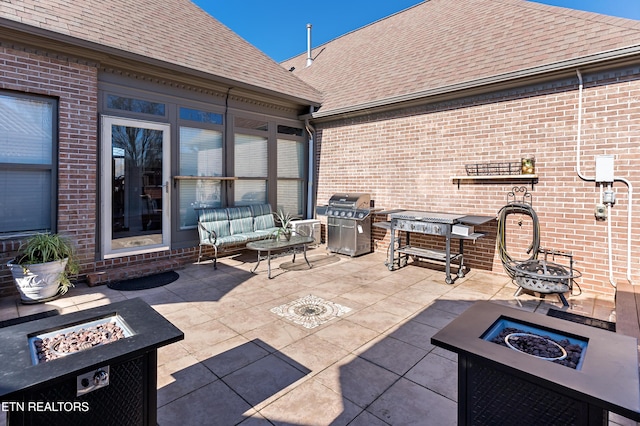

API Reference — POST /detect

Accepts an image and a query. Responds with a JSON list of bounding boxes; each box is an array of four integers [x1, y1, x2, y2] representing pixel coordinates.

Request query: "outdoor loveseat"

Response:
[[196, 204, 279, 269]]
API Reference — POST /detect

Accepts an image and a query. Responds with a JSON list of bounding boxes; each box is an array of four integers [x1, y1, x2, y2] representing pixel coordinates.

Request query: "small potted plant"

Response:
[[273, 210, 293, 241], [7, 233, 79, 304]]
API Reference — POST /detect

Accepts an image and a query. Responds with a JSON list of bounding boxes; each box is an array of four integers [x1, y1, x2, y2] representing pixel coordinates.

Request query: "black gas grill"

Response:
[[326, 193, 372, 257]]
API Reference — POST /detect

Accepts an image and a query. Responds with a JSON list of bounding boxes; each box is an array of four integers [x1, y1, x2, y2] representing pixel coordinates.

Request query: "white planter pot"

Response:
[[7, 258, 68, 304]]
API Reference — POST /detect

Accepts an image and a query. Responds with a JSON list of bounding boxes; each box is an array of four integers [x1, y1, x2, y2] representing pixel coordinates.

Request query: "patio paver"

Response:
[[0, 246, 631, 426]]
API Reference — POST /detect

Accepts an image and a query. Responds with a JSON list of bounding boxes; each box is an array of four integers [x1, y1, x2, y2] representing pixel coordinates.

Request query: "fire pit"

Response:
[[0, 298, 183, 425], [29, 314, 133, 364], [432, 301, 640, 425], [482, 317, 587, 369]]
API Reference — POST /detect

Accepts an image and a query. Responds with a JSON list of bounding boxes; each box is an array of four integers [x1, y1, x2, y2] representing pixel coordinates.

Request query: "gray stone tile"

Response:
[[258, 378, 363, 426], [345, 306, 405, 333], [357, 335, 427, 375], [223, 353, 309, 408], [339, 287, 388, 306], [156, 354, 218, 407], [411, 305, 459, 329], [178, 319, 239, 353], [387, 319, 439, 351], [427, 298, 474, 316], [371, 295, 423, 318], [405, 352, 458, 401], [243, 318, 311, 352], [217, 304, 278, 334], [392, 286, 442, 305], [347, 409, 391, 426], [162, 304, 215, 328], [198, 337, 270, 378], [313, 319, 379, 352], [157, 341, 190, 366], [276, 333, 350, 374], [157, 380, 255, 426], [315, 356, 399, 408], [367, 377, 457, 426], [0, 298, 18, 322], [236, 412, 273, 425]]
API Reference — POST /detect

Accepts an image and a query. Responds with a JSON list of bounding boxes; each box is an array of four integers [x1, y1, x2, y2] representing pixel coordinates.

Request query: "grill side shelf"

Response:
[[396, 246, 462, 263]]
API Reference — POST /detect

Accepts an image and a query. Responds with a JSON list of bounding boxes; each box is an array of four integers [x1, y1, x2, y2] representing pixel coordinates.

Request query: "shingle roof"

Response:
[[282, 0, 640, 116], [0, 0, 321, 105]]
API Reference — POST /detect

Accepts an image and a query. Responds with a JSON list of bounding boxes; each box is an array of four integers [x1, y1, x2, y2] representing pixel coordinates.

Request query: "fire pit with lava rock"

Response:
[[489, 326, 583, 369], [30, 315, 132, 364]]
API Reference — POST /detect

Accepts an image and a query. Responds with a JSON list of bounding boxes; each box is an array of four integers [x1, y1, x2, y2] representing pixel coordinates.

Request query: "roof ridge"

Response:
[[519, 0, 640, 31]]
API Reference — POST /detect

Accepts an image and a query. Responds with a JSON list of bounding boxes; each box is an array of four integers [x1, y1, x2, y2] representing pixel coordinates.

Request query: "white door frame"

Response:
[[100, 115, 171, 259]]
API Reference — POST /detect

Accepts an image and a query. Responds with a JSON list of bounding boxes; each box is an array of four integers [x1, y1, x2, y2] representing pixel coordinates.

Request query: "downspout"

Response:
[[575, 70, 633, 286], [305, 114, 315, 219]]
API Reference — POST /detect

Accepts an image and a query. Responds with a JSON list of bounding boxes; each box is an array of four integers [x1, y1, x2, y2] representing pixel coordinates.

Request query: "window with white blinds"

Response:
[[178, 127, 223, 229], [0, 92, 56, 234], [277, 138, 305, 215], [235, 133, 268, 205]]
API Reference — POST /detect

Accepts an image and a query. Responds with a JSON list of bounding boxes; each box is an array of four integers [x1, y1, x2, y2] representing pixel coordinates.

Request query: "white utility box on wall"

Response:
[[595, 155, 615, 183]]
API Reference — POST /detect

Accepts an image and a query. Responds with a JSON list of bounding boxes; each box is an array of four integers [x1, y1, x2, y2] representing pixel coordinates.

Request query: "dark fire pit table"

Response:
[[431, 301, 640, 425], [0, 297, 183, 426]]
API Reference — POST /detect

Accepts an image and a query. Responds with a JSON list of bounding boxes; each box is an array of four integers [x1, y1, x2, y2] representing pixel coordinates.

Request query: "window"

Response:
[[277, 138, 305, 215], [235, 133, 268, 205], [277, 125, 303, 137], [180, 107, 223, 125], [0, 92, 57, 234], [107, 95, 165, 116], [178, 127, 223, 229]]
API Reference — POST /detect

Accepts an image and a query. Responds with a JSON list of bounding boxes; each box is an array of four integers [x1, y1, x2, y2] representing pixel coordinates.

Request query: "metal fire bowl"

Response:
[[513, 259, 580, 294]]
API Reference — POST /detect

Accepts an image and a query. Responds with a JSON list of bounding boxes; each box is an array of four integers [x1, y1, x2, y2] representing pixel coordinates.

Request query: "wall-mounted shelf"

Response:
[[451, 174, 538, 189]]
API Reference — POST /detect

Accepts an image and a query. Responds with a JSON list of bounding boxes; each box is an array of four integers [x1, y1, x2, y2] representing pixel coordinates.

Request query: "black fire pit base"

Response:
[[6, 353, 150, 426], [463, 354, 605, 425], [432, 301, 640, 426]]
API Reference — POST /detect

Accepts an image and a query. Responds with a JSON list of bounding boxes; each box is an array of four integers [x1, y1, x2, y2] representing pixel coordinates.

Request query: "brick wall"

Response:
[[314, 67, 640, 297], [0, 46, 99, 297]]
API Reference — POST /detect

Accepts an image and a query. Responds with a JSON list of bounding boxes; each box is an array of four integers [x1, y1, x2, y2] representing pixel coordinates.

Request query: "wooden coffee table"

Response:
[[246, 235, 314, 279]]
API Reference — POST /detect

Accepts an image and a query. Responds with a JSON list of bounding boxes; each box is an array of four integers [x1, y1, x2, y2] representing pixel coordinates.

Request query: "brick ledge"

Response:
[[86, 259, 183, 287]]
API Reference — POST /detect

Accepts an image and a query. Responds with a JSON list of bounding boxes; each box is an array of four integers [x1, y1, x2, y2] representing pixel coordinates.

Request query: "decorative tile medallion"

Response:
[[270, 294, 351, 329]]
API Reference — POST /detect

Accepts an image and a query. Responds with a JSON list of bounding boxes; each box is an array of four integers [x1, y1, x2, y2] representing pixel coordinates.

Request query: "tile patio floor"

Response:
[[0, 245, 635, 426]]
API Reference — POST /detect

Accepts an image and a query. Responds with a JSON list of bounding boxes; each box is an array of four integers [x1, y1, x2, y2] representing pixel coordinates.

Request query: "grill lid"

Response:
[[328, 193, 370, 209], [327, 208, 370, 219], [390, 210, 465, 224]]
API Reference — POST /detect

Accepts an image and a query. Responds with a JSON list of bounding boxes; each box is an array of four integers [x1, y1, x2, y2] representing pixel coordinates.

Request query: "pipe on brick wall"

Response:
[[576, 70, 634, 286], [305, 115, 316, 219]]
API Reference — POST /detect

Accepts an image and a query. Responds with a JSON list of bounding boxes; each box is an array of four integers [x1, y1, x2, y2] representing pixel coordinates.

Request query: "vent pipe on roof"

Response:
[[306, 24, 313, 67]]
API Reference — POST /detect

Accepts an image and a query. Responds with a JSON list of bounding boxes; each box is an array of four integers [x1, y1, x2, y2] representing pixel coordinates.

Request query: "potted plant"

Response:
[[273, 210, 294, 241], [7, 233, 79, 304]]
